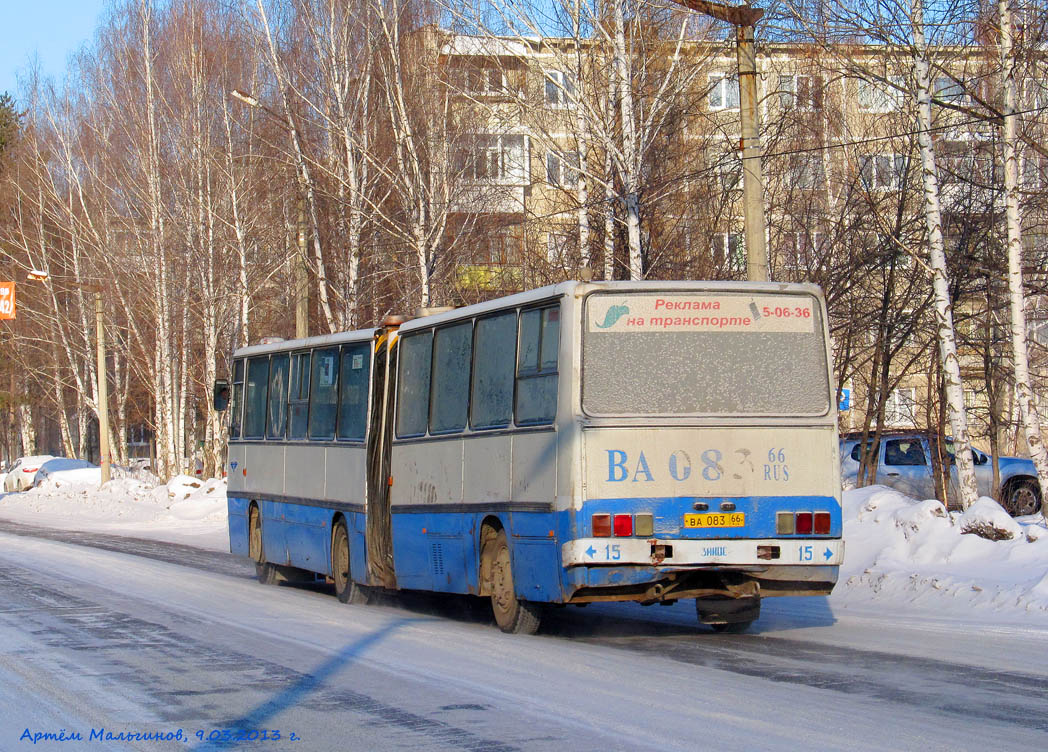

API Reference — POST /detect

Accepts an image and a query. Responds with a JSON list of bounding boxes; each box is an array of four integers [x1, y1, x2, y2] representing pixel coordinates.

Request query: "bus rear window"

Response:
[[582, 292, 830, 416]]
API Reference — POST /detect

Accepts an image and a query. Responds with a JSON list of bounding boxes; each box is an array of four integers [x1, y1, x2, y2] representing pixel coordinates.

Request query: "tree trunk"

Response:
[[912, 0, 979, 509]]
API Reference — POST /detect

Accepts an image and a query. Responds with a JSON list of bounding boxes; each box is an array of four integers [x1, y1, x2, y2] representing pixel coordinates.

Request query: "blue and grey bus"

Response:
[[216, 281, 843, 634]]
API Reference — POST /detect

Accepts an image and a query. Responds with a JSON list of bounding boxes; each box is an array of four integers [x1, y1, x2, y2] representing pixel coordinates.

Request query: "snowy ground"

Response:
[[1, 473, 1047, 625], [0, 470, 229, 551]]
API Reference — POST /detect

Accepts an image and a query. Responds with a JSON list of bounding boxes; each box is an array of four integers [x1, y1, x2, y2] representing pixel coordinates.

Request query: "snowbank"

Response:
[[0, 472, 228, 550], [836, 485, 1048, 617]]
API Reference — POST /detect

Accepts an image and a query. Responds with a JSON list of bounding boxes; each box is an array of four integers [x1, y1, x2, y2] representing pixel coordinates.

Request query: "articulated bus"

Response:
[[216, 281, 843, 634]]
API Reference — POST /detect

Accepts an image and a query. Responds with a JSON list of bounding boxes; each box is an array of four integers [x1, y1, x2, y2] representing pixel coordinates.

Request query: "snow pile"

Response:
[[837, 485, 1048, 616], [0, 473, 228, 550]]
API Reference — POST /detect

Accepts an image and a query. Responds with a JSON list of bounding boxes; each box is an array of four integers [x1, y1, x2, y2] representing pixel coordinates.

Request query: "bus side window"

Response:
[[337, 343, 370, 441], [516, 306, 559, 425], [309, 347, 340, 440], [471, 311, 516, 429], [430, 322, 472, 434], [396, 331, 433, 438], [244, 356, 270, 439], [230, 359, 244, 439], [266, 353, 290, 439], [288, 352, 311, 440]]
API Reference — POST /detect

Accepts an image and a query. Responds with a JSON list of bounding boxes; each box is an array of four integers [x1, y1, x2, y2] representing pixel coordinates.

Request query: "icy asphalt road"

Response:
[[0, 521, 1046, 752]]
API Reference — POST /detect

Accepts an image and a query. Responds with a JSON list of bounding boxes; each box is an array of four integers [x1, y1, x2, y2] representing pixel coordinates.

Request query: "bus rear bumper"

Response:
[[563, 564, 839, 603], [562, 537, 844, 567]]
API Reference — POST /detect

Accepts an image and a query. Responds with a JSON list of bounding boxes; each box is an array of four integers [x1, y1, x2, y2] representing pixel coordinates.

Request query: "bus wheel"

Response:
[[487, 529, 541, 635], [249, 506, 277, 584], [332, 520, 369, 605], [697, 595, 759, 634]]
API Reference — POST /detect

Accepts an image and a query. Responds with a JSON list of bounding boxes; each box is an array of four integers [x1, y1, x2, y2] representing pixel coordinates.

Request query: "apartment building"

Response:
[[434, 29, 1047, 448]]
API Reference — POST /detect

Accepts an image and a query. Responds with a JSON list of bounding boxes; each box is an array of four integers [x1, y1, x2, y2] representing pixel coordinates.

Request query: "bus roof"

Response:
[[397, 280, 825, 334], [231, 281, 827, 356], [233, 327, 380, 358]]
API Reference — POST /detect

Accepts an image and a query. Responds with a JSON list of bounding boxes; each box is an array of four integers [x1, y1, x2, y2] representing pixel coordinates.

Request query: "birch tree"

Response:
[[1000, 0, 1048, 517]]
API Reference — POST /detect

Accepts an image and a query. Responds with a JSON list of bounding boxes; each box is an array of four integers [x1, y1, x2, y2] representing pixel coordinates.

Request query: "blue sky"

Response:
[[1, 0, 109, 100]]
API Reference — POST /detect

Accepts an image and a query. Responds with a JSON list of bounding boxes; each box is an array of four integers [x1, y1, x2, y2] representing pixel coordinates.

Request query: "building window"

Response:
[[884, 387, 917, 427], [715, 156, 741, 191], [478, 230, 521, 265], [708, 73, 740, 111], [546, 150, 579, 187], [547, 231, 577, 264], [1023, 155, 1048, 189], [859, 153, 907, 191], [449, 63, 507, 96], [1025, 79, 1048, 111], [544, 69, 575, 108], [455, 134, 527, 184], [788, 153, 825, 189], [934, 77, 966, 103], [712, 232, 746, 273], [780, 74, 823, 111], [858, 76, 904, 112], [784, 231, 823, 269]]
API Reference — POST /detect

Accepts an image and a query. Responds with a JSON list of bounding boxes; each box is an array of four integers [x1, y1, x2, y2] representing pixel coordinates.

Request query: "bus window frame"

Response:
[[265, 352, 291, 440], [243, 355, 272, 440], [229, 358, 245, 440], [334, 340, 373, 444], [578, 289, 833, 419], [514, 303, 559, 428], [469, 310, 518, 432], [429, 320, 475, 436], [308, 346, 341, 441], [395, 330, 434, 439], [288, 349, 312, 441]]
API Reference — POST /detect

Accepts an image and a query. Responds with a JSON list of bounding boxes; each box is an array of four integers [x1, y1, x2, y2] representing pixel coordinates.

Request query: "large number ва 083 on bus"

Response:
[[216, 281, 843, 634]]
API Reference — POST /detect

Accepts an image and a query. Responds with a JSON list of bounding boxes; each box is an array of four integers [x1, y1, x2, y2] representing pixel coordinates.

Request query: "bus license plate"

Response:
[[684, 513, 745, 528]]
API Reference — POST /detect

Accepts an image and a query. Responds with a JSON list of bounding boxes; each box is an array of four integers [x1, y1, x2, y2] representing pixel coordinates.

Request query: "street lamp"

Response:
[[671, 1, 769, 282], [27, 269, 111, 486], [230, 89, 310, 339]]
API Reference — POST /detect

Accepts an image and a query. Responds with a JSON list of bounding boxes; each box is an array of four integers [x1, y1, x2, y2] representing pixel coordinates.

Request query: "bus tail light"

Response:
[[776, 512, 795, 535], [613, 514, 632, 537], [795, 512, 813, 535], [592, 514, 611, 537], [634, 513, 654, 537], [814, 512, 831, 535]]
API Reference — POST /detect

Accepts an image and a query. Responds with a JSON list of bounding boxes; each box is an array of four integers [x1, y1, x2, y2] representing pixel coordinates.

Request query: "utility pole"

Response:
[[670, 1, 769, 281], [94, 291, 111, 484]]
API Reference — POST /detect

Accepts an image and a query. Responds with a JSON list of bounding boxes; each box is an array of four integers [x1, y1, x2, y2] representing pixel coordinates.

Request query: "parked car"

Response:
[[34, 458, 98, 487], [3, 455, 58, 492], [841, 432, 1042, 516]]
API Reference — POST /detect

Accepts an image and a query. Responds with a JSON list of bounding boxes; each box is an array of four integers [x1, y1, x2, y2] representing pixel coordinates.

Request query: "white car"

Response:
[[3, 455, 58, 492], [34, 458, 98, 487]]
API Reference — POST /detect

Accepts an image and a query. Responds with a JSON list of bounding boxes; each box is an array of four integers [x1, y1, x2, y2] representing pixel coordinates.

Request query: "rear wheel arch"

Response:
[[330, 512, 348, 572], [478, 516, 506, 597]]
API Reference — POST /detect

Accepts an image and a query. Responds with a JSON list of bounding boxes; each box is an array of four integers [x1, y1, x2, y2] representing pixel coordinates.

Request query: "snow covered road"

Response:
[[0, 524, 1046, 751]]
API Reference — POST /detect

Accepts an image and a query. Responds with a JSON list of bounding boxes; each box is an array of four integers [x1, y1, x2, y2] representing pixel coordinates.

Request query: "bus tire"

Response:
[[249, 505, 279, 585], [332, 520, 369, 605], [487, 529, 541, 635], [697, 595, 759, 634]]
